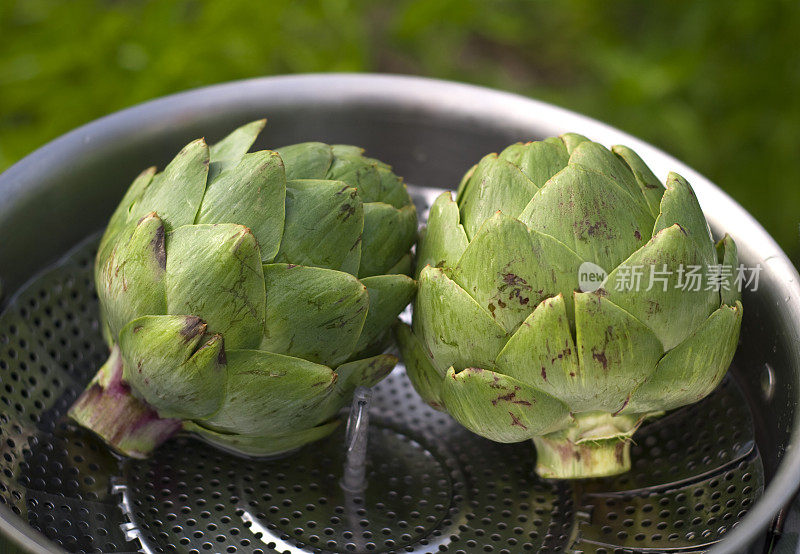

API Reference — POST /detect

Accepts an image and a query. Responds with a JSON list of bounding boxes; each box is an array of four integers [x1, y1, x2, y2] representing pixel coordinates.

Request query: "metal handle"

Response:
[[340, 386, 371, 493]]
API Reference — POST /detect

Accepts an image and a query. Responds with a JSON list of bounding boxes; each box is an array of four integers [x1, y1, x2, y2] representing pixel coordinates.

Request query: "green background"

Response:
[[2, 0, 799, 259], [0, 0, 799, 551]]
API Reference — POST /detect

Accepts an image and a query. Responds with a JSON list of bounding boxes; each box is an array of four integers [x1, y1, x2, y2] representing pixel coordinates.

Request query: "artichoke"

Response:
[[397, 134, 742, 479], [69, 120, 417, 459]]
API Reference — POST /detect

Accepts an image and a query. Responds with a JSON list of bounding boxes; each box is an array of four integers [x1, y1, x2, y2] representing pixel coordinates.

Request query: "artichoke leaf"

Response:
[[498, 140, 569, 190], [326, 145, 384, 205], [440, 367, 570, 442], [277, 142, 333, 180], [625, 301, 742, 413], [519, 164, 652, 273], [416, 191, 468, 278], [386, 252, 413, 276], [354, 274, 417, 354], [612, 144, 665, 218], [334, 354, 396, 396], [328, 144, 411, 208], [560, 132, 591, 154], [359, 203, 417, 278], [717, 234, 741, 306], [573, 292, 663, 413], [129, 138, 210, 229], [185, 419, 340, 458], [543, 136, 567, 150], [315, 353, 397, 424], [569, 141, 653, 217], [413, 266, 507, 374], [262, 263, 368, 367], [374, 165, 413, 210], [275, 179, 364, 274], [96, 213, 168, 341], [119, 315, 225, 420], [208, 119, 266, 181], [201, 349, 336, 435], [654, 172, 715, 264], [395, 323, 445, 409], [455, 163, 477, 204], [166, 224, 266, 350], [331, 144, 365, 157], [458, 154, 539, 240], [196, 150, 286, 262], [99, 166, 156, 256], [604, 223, 719, 350], [495, 294, 581, 408], [452, 212, 582, 333]]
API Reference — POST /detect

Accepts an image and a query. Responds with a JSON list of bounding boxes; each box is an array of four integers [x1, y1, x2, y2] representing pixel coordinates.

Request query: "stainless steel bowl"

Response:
[[0, 74, 798, 553]]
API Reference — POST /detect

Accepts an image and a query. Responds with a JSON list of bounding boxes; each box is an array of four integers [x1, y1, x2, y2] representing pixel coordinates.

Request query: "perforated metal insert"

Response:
[[0, 233, 765, 553]]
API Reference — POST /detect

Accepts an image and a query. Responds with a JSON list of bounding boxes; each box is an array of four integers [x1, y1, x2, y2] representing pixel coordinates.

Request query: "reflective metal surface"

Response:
[[0, 74, 797, 553]]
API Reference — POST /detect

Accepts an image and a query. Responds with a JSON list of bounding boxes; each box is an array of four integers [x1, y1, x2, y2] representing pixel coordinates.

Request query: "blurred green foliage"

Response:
[[1, 0, 798, 254]]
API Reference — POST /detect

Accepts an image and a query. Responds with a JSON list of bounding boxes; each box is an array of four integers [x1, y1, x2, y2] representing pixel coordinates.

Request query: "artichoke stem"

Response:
[[532, 411, 641, 479], [68, 346, 182, 459], [533, 435, 631, 479]]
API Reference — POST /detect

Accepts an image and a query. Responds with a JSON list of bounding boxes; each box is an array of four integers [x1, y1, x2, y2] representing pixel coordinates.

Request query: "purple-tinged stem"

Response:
[[68, 346, 181, 459]]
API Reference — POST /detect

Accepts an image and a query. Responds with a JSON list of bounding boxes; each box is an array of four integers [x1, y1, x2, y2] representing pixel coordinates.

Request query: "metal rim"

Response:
[[0, 73, 798, 554]]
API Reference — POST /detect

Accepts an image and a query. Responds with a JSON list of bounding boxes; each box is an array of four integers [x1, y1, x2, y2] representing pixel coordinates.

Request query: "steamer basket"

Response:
[[0, 74, 798, 554]]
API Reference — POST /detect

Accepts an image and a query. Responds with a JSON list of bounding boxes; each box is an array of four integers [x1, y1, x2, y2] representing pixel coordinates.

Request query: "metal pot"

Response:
[[0, 74, 797, 553]]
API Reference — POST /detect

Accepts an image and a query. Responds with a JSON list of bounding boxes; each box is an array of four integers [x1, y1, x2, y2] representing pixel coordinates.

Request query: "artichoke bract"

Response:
[[68, 120, 417, 459], [397, 133, 742, 479]]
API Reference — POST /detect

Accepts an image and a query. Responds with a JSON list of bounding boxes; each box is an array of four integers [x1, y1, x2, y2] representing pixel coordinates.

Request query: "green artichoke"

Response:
[[69, 120, 417, 459], [397, 133, 742, 479]]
